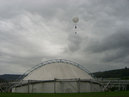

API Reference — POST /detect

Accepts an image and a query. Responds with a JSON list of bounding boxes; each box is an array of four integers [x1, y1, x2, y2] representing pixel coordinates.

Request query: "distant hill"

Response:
[[0, 68, 129, 81], [0, 78, 5, 82], [93, 67, 129, 79], [0, 74, 21, 81]]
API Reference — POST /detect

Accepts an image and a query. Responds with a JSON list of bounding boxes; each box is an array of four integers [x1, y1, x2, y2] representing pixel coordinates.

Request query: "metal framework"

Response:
[[98, 79, 129, 91], [17, 59, 92, 81]]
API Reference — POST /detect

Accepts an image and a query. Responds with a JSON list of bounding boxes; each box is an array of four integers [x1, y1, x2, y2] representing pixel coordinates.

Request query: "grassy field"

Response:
[[0, 91, 129, 97]]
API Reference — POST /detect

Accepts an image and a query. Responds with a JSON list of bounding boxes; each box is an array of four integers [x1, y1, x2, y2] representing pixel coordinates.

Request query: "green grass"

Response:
[[0, 91, 129, 97]]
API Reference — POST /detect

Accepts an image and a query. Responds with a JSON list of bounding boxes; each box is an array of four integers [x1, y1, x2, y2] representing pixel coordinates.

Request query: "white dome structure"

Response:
[[12, 59, 102, 93]]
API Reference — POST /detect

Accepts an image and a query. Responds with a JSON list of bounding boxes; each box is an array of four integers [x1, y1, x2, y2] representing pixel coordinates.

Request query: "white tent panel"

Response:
[[24, 63, 93, 80]]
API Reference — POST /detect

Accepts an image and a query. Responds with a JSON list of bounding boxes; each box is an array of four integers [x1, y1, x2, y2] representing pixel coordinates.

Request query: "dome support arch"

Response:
[[18, 59, 92, 80]]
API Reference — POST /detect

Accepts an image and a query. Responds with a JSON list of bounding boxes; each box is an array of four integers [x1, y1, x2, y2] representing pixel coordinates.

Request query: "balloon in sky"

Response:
[[72, 17, 79, 34], [72, 17, 79, 23]]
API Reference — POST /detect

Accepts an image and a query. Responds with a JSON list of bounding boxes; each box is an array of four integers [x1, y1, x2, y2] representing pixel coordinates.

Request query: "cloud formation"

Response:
[[0, 0, 129, 74]]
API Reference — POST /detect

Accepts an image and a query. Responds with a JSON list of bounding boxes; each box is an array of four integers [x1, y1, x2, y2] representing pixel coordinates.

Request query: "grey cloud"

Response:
[[88, 29, 129, 53], [0, 0, 129, 74], [103, 48, 129, 62], [67, 33, 83, 52], [86, 28, 129, 64]]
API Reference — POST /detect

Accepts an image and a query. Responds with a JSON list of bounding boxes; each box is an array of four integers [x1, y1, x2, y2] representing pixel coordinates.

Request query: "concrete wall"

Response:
[[55, 82, 78, 93], [12, 81, 102, 93]]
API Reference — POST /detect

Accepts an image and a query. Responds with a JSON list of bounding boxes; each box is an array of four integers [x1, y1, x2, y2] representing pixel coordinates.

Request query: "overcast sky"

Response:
[[0, 0, 129, 74]]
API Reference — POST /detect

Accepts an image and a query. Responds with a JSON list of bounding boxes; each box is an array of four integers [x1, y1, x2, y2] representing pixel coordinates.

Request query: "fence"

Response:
[[97, 79, 129, 91]]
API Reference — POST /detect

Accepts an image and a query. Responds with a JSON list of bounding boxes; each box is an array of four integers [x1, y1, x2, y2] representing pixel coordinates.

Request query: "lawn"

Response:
[[0, 91, 129, 97]]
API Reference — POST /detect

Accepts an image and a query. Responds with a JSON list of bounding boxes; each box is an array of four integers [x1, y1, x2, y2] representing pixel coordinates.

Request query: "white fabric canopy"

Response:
[[24, 63, 93, 80]]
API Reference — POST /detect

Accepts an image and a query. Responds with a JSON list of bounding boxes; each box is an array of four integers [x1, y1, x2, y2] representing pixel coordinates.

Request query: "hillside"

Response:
[[0, 74, 21, 81], [0, 68, 129, 81], [93, 67, 129, 79]]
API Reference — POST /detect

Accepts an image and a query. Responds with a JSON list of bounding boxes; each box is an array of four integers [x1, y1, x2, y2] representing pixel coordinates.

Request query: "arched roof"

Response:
[[18, 59, 93, 80]]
